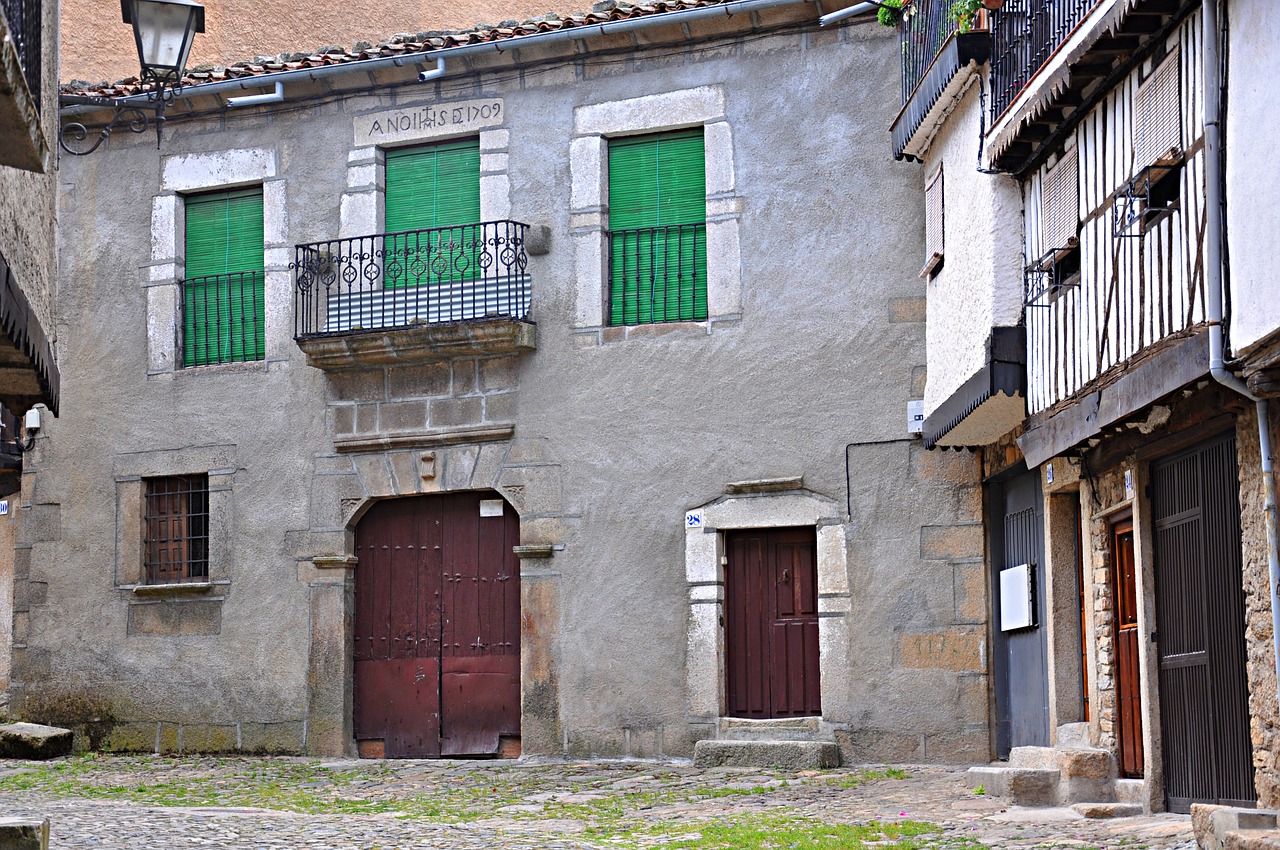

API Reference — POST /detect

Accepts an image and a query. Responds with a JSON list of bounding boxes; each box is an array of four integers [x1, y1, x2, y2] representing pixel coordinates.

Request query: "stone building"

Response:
[[28, 0, 988, 763], [884, 0, 1280, 814], [0, 0, 63, 712]]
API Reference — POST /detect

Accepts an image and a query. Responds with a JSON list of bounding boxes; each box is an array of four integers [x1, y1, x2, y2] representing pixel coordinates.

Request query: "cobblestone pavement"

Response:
[[0, 756, 1196, 849]]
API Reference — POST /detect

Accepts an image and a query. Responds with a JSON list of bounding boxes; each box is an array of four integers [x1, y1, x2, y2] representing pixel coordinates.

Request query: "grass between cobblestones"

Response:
[[0, 757, 984, 847]]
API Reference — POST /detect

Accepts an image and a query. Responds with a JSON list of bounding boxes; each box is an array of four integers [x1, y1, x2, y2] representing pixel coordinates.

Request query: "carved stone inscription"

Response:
[[354, 99, 504, 146]]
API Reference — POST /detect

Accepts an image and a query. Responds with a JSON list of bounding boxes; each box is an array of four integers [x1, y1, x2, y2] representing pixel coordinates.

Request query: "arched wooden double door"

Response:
[[353, 492, 520, 757]]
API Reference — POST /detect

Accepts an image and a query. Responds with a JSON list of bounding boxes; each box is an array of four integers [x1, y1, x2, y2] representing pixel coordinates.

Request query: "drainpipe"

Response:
[[226, 80, 284, 108], [1202, 0, 1280, 708]]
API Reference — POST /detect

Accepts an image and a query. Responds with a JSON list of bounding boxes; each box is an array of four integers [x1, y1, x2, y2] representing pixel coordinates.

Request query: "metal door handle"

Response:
[[780, 569, 790, 582]]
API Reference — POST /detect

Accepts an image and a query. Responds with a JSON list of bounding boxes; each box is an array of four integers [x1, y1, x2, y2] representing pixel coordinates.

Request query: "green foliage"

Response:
[[973, 783, 986, 795], [878, 0, 907, 27], [948, 0, 983, 33]]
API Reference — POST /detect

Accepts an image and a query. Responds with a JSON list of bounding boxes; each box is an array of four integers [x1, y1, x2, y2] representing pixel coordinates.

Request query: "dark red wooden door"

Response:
[[725, 527, 820, 718], [1112, 520, 1144, 778], [354, 492, 520, 758]]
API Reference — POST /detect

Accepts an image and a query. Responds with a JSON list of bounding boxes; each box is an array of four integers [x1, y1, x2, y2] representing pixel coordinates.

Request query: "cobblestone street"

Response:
[[0, 756, 1195, 849]]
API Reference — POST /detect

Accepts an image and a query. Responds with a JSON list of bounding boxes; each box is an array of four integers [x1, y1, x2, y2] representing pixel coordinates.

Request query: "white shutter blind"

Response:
[[924, 165, 944, 269], [1041, 147, 1079, 253], [1135, 48, 1182, 168]]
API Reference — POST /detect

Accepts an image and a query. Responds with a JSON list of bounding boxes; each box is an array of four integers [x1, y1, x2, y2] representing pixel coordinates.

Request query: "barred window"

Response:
[[144, 475, 209, 583]]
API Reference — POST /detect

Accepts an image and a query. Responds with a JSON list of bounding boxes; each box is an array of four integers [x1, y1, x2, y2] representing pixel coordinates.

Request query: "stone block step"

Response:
[[1008, 746, 1059, 770], [1225, 830, 1280, 850], [0, 818, 49, 850], [693, 739, 839, 770], [966, 765, 1059, 806], [1115, 778, 1145, 804], [1071, 802, 1143, 819], [0, 724, 72, 761]]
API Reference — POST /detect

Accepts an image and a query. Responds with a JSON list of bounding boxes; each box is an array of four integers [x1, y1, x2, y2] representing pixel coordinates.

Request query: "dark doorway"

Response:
[[725, 527, 820, 718], [353, 492, 520, 758], [1112, 518, 1144, 778], [1151, 432, 1256, 812], [989, 470, 1049, 757]]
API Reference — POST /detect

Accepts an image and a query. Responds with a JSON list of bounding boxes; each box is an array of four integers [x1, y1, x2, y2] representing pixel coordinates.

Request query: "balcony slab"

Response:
[[296, 318, 535, 371]]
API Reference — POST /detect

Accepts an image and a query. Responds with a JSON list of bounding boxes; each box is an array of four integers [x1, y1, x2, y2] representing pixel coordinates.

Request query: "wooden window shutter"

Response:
[[607, 129, 707, 325], [183, 187, 265, 366], [1135, 48, 1182, 169], [1041, 147, 1080, 254], [922, 165, 944, 278]]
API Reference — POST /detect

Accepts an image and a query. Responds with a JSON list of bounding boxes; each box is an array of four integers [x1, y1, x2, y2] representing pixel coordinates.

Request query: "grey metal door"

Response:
[[989, 470, 1050, 757], [1151, 432, 1255, 812]]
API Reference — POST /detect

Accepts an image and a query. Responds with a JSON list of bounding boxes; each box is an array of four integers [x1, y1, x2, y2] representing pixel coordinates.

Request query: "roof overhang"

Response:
[[924, 326, 1025, 449], [0, 252, 60, 416], [890, 30, 991, 162]]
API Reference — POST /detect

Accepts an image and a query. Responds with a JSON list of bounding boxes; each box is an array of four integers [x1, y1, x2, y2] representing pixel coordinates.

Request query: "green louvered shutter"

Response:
[[608, 128, 707, 325], [183, 187, 265, 366], [384, 139, 481, 287]]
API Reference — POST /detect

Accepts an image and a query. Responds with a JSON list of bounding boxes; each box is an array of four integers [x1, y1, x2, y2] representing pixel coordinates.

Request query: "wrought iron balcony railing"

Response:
[[990, 0, 1101, 119], [181, 271, 266, 367], [292, 221, 530, 339], [607, 223, 707, 326], [1, 0, 42, 109], [900, 0, 961, 104]]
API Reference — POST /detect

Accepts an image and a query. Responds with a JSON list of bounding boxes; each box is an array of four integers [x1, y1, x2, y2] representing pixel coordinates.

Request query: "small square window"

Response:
[[144, 475, 209, 584]]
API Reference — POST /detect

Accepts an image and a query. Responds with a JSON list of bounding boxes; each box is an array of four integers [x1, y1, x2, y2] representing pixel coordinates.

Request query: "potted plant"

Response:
[[948, 0, 984, 32], [876, 0, 910, 27]]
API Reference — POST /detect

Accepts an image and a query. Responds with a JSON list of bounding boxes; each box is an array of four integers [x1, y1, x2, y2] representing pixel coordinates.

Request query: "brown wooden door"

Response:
[[725, 527, 820, 718], [1112, 519, 1143, 778], [354, 492, 520, 758], [1151, 433, 1256, 812]]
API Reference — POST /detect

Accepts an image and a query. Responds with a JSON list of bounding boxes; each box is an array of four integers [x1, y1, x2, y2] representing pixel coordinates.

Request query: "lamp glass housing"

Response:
[[123, 0, 204, 82]]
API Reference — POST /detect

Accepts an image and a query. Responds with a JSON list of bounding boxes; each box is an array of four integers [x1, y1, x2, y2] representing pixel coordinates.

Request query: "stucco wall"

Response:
[[917, 76, 1023, 420], [61, 0, 571, 84], [1225, 0, 1280, 356], [27, 15, 990, 760]]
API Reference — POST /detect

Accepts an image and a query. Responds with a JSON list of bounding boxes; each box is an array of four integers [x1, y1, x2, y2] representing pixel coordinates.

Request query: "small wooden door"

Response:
[[725, 527, 820, 718], [1152, 433, 1255, 812], [1112, 519, 1144, 778], [353, 492, 520, 758]]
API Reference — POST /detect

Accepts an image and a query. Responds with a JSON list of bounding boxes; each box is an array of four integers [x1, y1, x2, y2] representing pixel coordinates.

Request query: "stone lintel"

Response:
[[312, 554, 358, 569], [513, 544, 555, 558], [297, 320, 536, 370], [723, 475, 804, 495], [334, 424, 515, 453]]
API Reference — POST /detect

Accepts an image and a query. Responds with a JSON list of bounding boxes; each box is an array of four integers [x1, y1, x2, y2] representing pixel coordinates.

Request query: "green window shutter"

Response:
[[385, 139, 482, 287], [183, 187, 265, 366], [607, 129, 707, 325]]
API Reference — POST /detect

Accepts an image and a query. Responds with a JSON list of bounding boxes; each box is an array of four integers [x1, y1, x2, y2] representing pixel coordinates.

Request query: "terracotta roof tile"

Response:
[[62, 0, 745, 97]]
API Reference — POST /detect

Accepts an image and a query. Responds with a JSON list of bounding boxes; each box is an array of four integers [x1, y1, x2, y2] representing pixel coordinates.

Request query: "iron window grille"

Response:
[[181, 271, 266, 366], [606, 223, 708, 326], [143, 475, 209, 584], [1, 0, 42, 110]]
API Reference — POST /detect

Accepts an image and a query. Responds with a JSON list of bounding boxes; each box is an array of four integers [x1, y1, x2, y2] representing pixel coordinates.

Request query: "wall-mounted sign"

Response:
[[354, 98, 504, 147], [479, 499, 504, 517], [0, 500, 9, 516], [685, 511, 703, 529], [1000, 563, 1036, 631]]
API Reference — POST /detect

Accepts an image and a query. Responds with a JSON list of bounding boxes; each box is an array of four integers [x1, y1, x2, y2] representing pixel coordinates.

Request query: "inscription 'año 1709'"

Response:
[[354, 99, 504, 145]]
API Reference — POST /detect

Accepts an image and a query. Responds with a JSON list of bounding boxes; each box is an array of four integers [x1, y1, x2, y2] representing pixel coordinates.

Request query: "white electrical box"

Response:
[[1000, 564, 1036, 631], [907, 400, 924, 435], [23, 408, 40, 432]]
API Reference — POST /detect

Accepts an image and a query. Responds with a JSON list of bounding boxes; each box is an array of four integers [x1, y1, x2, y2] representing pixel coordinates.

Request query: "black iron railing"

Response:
[[607, 223, 707, 326], [990, 0, 1101, 119], [1, 0, 42, 108], [292, 220, 530, 338], [900, 0, 961, 104], [181, 271, 265, 367]]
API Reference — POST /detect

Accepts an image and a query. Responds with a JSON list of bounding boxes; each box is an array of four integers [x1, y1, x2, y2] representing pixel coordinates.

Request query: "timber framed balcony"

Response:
[[985, 0, 1200, 175], [890, 0, 991, 162], [0, 0, 47, 171], [292, 220, 534, 369]]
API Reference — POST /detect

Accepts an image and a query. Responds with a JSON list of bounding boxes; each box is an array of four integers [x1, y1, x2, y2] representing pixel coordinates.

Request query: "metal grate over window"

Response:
[[144, 475, 209, 584]]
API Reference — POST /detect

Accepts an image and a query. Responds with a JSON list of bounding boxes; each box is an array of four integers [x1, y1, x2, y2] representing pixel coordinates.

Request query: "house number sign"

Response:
[[354, 99, 504, 146]]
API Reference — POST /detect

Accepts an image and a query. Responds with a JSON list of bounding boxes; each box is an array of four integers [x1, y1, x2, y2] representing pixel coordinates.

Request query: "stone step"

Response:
[[693, 739, 839, 770], [1008, 746, 1059, 770], [1115, 778, 1145, 804], [0, 724, 72, 761], [0, 818, 49, 850], [966, 765, 1060, 806], [1071, 802, 1144, 819], [1056, 722, 1095, 749], [1224, 829, 1280, 850]]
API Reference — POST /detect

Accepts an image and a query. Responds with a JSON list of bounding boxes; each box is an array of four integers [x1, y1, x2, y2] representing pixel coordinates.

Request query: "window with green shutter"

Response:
[[183, 187, 265, 367], [607, 128, 707, 326], [384, 138, 481, 288]]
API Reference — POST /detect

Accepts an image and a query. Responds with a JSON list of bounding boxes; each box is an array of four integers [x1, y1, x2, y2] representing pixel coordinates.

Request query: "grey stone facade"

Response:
[[24, 5, 990, 761]]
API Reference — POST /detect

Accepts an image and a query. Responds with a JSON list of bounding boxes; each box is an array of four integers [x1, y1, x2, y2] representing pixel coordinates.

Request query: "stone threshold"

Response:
[[334, 424, 515, 453]]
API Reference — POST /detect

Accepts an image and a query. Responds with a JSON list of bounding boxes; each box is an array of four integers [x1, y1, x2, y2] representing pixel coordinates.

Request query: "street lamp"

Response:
[[59, 0, 205, 155]]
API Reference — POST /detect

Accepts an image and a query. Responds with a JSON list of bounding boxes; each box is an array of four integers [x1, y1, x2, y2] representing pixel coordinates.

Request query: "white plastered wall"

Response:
[[570, 85, 742, 328], [148, 148, 288, 371], [683, 491, 849, 723]]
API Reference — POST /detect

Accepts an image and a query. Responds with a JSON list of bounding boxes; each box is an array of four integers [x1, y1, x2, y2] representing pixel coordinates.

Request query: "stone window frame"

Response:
[[114, 445, 237, 591], [147, 148, 289, 375], [570, 85, 742, 333], [683, 490, 849, 724]]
